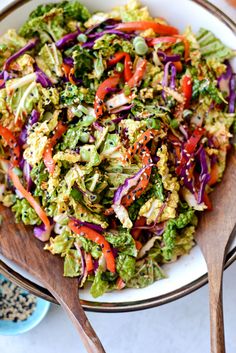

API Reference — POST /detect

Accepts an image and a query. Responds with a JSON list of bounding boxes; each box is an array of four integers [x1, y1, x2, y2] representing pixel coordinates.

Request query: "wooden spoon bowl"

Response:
[[195, 150, 236, 353], [0, 205, 106, 353]]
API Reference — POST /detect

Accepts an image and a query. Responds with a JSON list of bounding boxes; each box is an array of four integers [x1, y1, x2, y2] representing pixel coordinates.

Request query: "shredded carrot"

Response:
[[208, 163, 219, 186], [43, 121, 67, 175], [135, 240, 143, 250], [8, 167, 51, 230], [85, 252, 94, 272], [0, 124, 20, 167]]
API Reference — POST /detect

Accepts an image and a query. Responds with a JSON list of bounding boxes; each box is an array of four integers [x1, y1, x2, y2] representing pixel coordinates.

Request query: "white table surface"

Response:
[[0, 0, 236, 352]]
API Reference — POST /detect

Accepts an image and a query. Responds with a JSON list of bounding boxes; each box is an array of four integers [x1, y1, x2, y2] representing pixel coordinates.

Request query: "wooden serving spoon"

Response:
[[0, 205, 106, 353], [195, 150, 236, 353]]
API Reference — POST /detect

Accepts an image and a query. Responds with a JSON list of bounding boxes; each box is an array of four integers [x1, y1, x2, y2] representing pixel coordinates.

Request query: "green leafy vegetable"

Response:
[[44, 230, 74, 255], [63, 249, 82, 277], [116, 254, 136, 282], [19, 8, 67, 44], [36, 44, 63, 83], [90, 267, 110, 298], [196, 28, 235, 62], [161, 208, 195, 261], [12, 199, 41, 225], [77, 236, 102, 259], [192, 78, 225, 104], [127, 258, 165, 288], [105, 229, 137, 257], [60, 83, 95, 106]]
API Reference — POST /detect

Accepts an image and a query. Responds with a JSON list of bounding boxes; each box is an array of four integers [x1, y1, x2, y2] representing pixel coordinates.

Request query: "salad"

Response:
[[0, 0, 235, 298]]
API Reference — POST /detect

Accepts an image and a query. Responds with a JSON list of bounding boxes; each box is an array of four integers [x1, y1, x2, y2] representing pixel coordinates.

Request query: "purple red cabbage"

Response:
[[63, 57, 74, 66], [55, 29, 81, 49], [197, 147, 210, 204], [93, 121, 103, 131], [35, 65, 53, 88], [162, 62, 176, 99], [158, 50, 181, 64], [18, 127, 28, 147], [84, 19, 120, 35], [170, 64, 176, 90], [111, 104, 133, 114], [71, 217, 104, 233], [4, 38, 38, 70], [34, 221, 53, 242], [113, 165, 152, 205], [29, 109, 40, 126], [218, 61, 236, 113], [0, 70, 15, 89], [88, 29, 132, 41], [229, 74, 236, 114], [82, 40, 96, 49], [217, 61, 232, 95]]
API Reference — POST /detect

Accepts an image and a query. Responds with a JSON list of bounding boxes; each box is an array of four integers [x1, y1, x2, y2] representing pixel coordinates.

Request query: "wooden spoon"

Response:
[[195, 150, 236, 353], [0, 205, 106, 353]]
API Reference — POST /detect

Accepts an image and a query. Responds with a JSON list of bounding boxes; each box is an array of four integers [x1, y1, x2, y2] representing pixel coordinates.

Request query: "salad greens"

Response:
[[0, 0, 235, 298]]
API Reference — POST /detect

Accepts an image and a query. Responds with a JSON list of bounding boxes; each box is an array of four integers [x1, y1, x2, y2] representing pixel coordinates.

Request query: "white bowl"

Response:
[[0, 0, 236, 312]]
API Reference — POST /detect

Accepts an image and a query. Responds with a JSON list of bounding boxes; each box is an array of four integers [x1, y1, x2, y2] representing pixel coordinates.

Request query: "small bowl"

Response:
[[0, 275, 50, 336]]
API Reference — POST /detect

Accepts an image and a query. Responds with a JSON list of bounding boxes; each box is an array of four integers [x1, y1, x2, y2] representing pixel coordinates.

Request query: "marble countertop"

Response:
[[0, 1, 236, 352]]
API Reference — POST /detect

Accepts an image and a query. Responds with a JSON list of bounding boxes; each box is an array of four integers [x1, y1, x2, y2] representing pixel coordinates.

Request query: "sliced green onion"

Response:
[[124, 84, 131, 96], [79, 131, 90, 143], [147, 118, 160, 130], [77, 33, 87, 43], [83, 115, 96, 126], [116, 62, 124, 72], [133, 36, 148, 56], [94, 57, 104, 79]]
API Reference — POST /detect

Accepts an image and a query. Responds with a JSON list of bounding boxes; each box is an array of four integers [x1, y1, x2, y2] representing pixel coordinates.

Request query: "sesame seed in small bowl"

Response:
[[0, 275, 50, 336]]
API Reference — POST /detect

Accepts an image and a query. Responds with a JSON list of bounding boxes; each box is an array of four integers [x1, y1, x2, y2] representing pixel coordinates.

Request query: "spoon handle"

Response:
[[49, 283, 106, 353], [208, 260, 225, 353]]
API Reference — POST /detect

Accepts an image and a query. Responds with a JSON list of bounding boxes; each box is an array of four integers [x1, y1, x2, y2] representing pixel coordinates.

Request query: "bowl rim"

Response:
[[0, 0, 235, 313]]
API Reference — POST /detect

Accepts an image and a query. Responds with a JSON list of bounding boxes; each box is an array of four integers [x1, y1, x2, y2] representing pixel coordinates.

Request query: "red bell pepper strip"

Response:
[[203, 192, 212, 211], [127, 59, 147, 89], [8, 167, 51, 230], [107, 52, 126, 66], [0, 124, 20, 167], [131, 216, 146, 240], [94, 74, 120, 119], [107, 52, 133, 82], [43, 121, 67, 175], [135, 240, 143, 250], [185, 128, 205, 154], [176, 128, 205, 175], [126, 129, 159, 159], [208, 163, 219, 186], [116, 21, 179, 36], [68, 220, 116, 273], [85, 252, 94, 272], [173, 61, 183, 73], [147, 36, 178, 46], [181, 75, 192, 108]]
